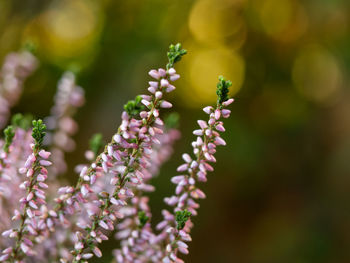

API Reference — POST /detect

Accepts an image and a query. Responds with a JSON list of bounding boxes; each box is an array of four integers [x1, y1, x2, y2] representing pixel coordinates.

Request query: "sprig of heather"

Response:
[[2, 126, 15, 154], [23, 73, 86, 261], [27, 134, 105, 262], [113, 118, 181, 263], [0, 125, 15, 208], [0, 126, 16, 243], [155, 76, 233, 263], [0, 51, 38, 129], [50, 44, 186, 262], [0, 125, 15, 204], [0, 116, 34, 241], [45, 71, 85, 176], [0, 120, 53, 261]]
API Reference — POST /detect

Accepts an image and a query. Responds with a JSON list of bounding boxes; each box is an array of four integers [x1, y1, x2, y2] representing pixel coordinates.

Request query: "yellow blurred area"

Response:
[[183, 0, 247, 107], [250, 0, 307, 42], [23, 0, 104, 69], [179, 44, 245, 107], [292, 45, 342, 103], [259, 0, 294, 36], [188, 0, 246, 49]]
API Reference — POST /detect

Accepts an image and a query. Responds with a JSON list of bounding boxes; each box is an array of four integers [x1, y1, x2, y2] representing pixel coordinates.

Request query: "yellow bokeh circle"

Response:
[[179, 44, 245, 107], [292, 45, 342, 103], [188, 0, 246, 48]]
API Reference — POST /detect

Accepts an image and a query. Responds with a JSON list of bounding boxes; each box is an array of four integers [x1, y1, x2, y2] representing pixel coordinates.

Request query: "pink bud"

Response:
[[148, 70, 160, 79], [197, 120, 208, 129], [203, 106, 213, 114], [168, 68, 176, 75], [170, 74, 180, 81], [214, 109, 221, 120], [155, 91, 162, 99], [141, 99, 151, 107], [148, 86, 156, 93], [81, 185, 89, 196], [99, 221, 109, 230], [223, 98, 234, 106], [171, 176, 185, 184], [2, 229, 13, 237], [190, 161, 198, 169], [177, 241, 188, 248], [158, 68, 166, 77], [182, 153, 192, 163], [222, 109, 231, 118], [191, 188, 206, 199], [75, 242, 84, 250], [113, 134, 122, 143], [149, 81, 158, 88], [20, 243, 30, 254], [140, 111, 148, 118], [160, 79, 169, 87], [39, 160, 52, 166], [26, 192, 34, 201], [82, 253, 94, 259], [39, 150, 51, 159], [216, 124, 225, 132], [208, 118, 215, 125], [166, 85, 176, 93], [92, 246, 102, 258], [160, 101, 172, 108], [215, 136, 226, 146], [193, 130, 203, 136], [177, 164, 188, 172]]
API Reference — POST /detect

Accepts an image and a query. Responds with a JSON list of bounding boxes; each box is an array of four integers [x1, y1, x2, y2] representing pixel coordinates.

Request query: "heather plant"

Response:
[[0, 44, 233, 263]]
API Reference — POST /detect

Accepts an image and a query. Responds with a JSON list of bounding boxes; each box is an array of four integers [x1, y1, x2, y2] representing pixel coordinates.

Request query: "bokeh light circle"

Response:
[[292, 45, 342, 103], [189, 0, 246, 48], [24, 0, 104, 68], [179, 44, 245, 107]]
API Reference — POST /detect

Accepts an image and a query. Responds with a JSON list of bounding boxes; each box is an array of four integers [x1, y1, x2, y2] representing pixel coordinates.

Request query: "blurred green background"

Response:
[[1, 0, 350, 262]]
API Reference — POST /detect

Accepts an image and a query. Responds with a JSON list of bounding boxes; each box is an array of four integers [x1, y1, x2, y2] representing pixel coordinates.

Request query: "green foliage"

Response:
[[175, 209, 191, 230], [22, 40, 37, 54], [31, 119, 46, 147], [164, 112, 180, 129], [124, 95, 145, 118], [67, 64, 82, 76], [216, 76, 232, 104], [137, 211, 149, 228], [3, 125, 15, 153], [166, 43, 187, 70], [11, 113, 33, 130], [89, 133, 104, 157]]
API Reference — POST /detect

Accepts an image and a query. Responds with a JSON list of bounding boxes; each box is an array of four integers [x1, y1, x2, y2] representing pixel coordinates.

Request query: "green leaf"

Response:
[[216, 75, 232, 104], [138, 211, 149, 228], [3, 125, 15, 153], [89, 133, 104, 157], [31, 119, 46, 147], [22, 40, 37, 54], [164, 112, 180, 129], [175, 209, 191, 230], [123, 95, 145, 118], [166, 43, 187, 70], [11, 113, 33, 130]]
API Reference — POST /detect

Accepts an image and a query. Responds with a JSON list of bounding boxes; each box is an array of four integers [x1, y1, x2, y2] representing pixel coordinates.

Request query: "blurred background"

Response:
[[1, 0, 350, 262]]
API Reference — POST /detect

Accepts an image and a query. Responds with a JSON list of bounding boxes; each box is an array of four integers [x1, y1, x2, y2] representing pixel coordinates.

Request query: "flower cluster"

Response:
[[0, 51, 38, 129], [113, 119, 181, 262], [1, 120, 53, 261], [66, 55, 183, 263], [0, 44, 234, 263], [156, 81, 233, 262], [45, 71, 85, 176]]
